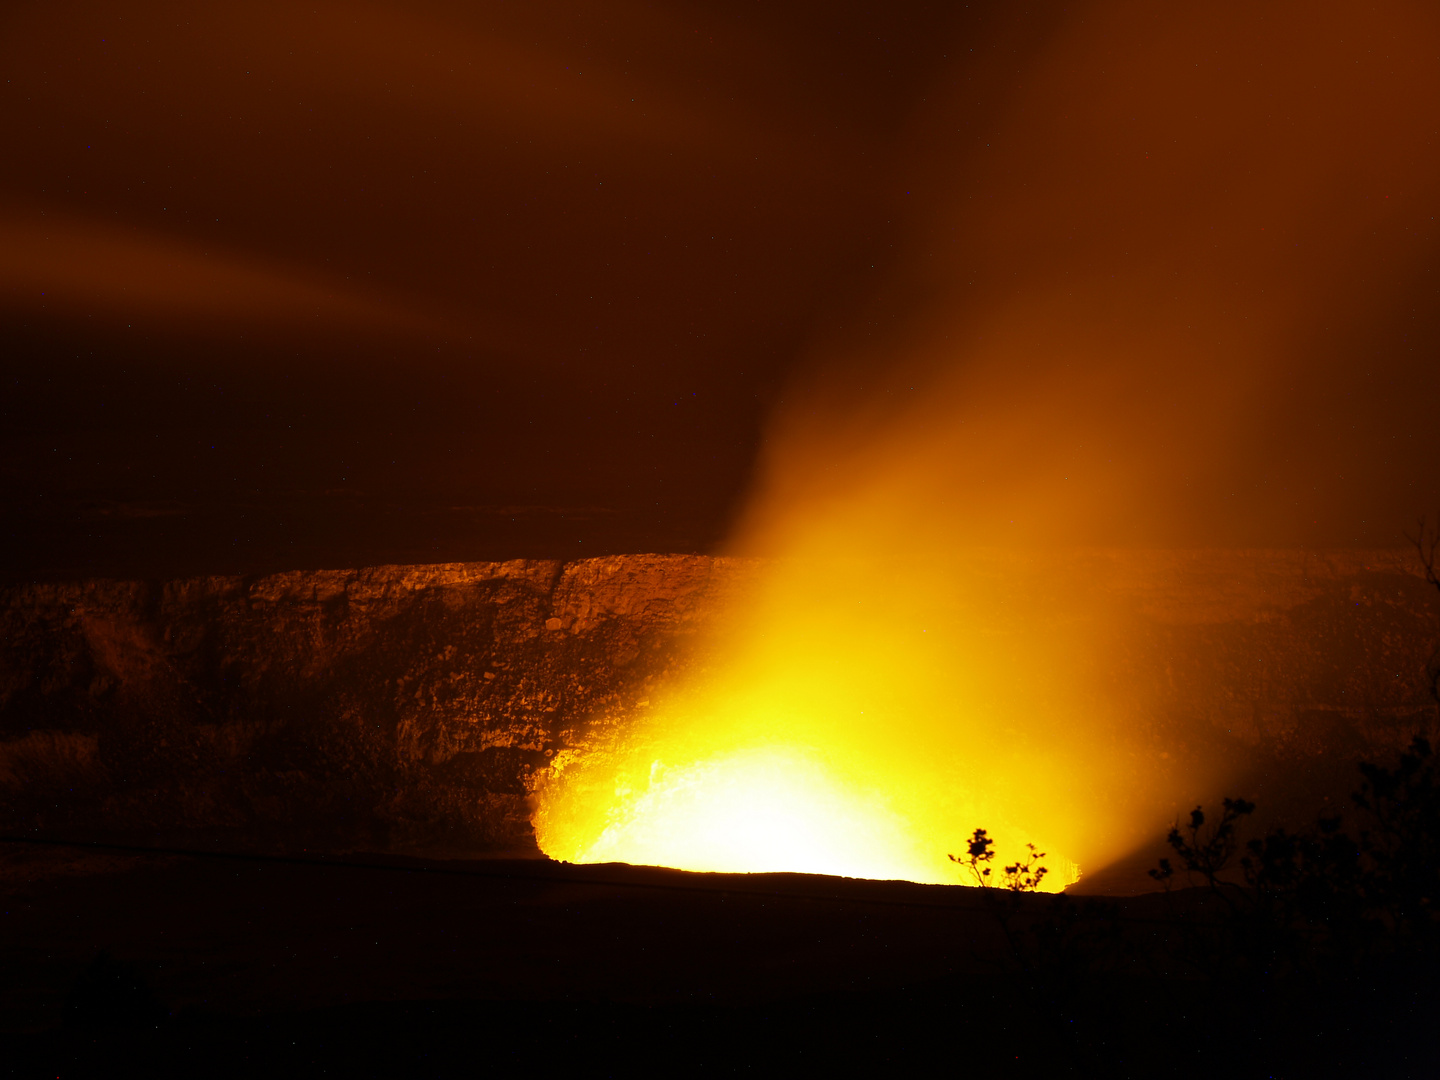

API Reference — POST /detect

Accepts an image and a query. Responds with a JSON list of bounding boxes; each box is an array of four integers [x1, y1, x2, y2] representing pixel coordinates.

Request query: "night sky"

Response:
[[4, 1, 1438, 582]]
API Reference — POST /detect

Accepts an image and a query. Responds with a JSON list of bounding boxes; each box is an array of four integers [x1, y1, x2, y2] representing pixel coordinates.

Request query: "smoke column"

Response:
[[741, 0, 1440, 555], [548, 0, 1440, 883]]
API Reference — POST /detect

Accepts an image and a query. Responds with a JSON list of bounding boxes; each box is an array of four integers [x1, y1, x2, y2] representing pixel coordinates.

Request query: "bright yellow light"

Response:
[[534, 403, 1190, 894], [531, 550, 1092, 890], [557, 744, 939, 881], [537, 729, 1079, 888]]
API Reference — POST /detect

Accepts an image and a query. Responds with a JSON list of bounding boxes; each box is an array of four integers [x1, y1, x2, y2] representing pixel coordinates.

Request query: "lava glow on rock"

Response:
[[533, 555, 1094, 889], [552, 746, 932, 882], [537, 740, 1080, 888], [536, 0, 1440, 887]]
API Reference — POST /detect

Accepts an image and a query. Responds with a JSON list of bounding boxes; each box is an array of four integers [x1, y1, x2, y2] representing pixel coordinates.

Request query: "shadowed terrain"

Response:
[[1, 550, 1435, 895]]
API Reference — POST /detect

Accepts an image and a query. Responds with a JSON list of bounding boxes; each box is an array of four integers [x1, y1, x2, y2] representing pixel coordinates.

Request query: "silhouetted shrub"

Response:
[[945, 522, 1440, 1074], [1151, 735, 1440, 987]]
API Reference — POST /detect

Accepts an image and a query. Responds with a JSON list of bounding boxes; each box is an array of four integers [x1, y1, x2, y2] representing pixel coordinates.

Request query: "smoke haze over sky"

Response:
[[3, 1, 1438, 580], [736, 0, 1440, 555]]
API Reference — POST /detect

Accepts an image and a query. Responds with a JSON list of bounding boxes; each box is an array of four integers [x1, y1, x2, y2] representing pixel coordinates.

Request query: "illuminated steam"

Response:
[[538, 0, 1440, 883]]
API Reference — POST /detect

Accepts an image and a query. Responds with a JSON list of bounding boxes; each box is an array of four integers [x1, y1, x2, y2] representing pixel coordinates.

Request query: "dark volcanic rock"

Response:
[[0, 556, 758, 856], [0, 550, 1436, 860]]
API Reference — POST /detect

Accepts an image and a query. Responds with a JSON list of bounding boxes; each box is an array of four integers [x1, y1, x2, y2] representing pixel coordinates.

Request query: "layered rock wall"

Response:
[[0, 556, 758, 855], [0, 551, 1435, 857]]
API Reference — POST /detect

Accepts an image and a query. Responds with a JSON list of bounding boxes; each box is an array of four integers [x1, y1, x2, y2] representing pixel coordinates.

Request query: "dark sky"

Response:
[[733, 0, 1440, 555], [0, 0, 979, 579], [3, 1, 1438, 581]]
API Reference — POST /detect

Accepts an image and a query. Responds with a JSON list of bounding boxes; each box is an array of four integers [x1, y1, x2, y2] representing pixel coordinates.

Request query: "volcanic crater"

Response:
[[2, 550, 1435, 880]]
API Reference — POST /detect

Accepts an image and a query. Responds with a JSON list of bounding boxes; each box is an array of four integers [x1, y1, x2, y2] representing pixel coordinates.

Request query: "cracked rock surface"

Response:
[[0, 555, 757, 857], [0, 550, 1436, 860]]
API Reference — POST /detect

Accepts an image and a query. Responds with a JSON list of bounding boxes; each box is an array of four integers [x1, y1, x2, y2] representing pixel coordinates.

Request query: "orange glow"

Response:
[[539, 739, 1076, 887], [534, 554, 1092, 888], [544, 745, 936, 881], [538, 1, 1440, 888]]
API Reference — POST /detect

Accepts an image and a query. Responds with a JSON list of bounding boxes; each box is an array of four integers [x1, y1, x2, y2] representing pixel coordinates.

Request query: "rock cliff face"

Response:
[[1, 551, 1436, 859], [0, 556, 759, 856]]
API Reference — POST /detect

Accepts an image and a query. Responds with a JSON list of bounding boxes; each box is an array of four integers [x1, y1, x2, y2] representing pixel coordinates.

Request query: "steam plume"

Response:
[[539, 1, 1440, 883]]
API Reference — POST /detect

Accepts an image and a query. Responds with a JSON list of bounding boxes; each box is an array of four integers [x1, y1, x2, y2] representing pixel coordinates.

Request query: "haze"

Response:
[[8, 2, 1435, 584], [6, 0, 1440, 882]]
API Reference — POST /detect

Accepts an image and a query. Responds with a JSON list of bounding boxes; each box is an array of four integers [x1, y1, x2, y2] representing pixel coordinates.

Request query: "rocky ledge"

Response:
[[1, 551, 1436, 859]]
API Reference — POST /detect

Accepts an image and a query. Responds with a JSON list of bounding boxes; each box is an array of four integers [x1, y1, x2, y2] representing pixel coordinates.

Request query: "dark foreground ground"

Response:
[[3, 840, 1437, 1079]]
